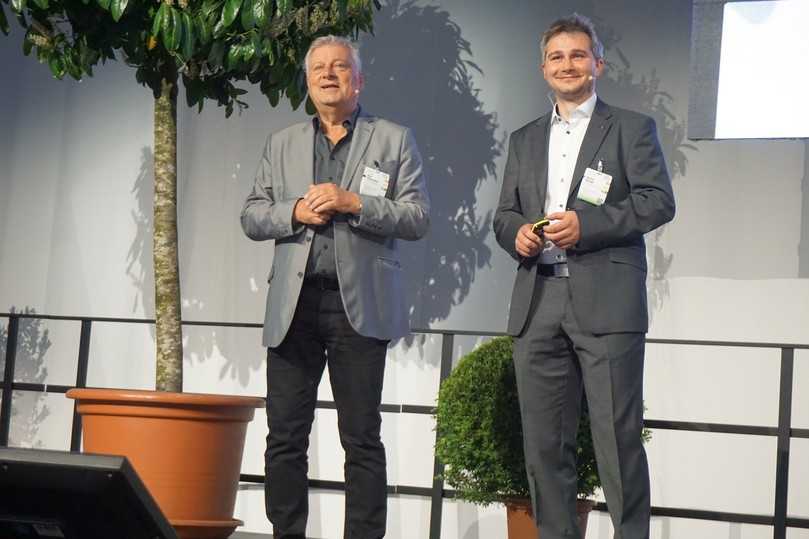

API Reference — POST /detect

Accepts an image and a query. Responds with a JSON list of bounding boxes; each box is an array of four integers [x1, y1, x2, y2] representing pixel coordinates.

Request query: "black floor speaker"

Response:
[[0, 447, 178, 539]]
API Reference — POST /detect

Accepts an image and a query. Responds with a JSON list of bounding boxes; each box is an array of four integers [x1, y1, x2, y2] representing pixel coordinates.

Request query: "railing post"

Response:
[[70, 319, 93, 451], [1, 315, 20, 446], [428, 333, 454, 539], [773, 347, 794, 539]]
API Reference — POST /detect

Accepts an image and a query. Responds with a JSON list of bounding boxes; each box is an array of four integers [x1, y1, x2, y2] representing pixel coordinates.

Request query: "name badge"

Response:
[[359, 165, 390, 197], [577, 167, 612, 206]]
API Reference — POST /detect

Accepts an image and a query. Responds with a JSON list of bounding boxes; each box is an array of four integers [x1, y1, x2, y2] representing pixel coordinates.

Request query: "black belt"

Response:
[[537, 263, 569, 278], [303, 275, 340, 290]]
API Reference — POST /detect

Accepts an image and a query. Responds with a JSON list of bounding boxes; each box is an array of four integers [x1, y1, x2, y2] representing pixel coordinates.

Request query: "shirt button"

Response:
[[297, 272, 303, 278]]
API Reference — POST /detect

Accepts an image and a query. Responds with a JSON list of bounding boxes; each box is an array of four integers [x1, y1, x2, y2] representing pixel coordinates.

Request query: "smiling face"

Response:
[[541, 31, 604, 104], [306, 43, 364, 117]]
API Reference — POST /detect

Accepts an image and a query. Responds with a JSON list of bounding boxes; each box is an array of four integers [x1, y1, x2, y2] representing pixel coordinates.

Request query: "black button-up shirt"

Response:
[[304, 107, 360, 279]]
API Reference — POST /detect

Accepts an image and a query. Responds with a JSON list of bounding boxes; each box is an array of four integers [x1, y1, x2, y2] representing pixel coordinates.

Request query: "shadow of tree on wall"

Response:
[[0, 307, 51, 447], [596, 19, 697, 320], [361, 0, 504, 354], [126, 147, 156, 329], [129, 142, 264, 387]]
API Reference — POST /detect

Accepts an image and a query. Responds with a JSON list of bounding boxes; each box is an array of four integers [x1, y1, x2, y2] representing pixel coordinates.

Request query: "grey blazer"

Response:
[[494, 99, 675, 336], [241, 111, 430, 348]]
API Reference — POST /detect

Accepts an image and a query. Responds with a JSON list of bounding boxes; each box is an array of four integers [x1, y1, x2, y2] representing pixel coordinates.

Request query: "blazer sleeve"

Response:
[[575, 116, 676, 252], [348, 128, 430, 240], [240, 133, 305, 241], [493, 130, 531, 261]]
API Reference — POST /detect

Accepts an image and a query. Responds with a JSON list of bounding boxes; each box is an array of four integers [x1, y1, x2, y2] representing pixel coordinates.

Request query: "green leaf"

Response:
[[161, 3, 172, 40], [164, 7, 180, 51], [336, 0, 347, 17], [1, 6, 11, 36], [263, 38, 274, 65], [48, 54, 65, 79], [22, 34, 33, 55], [181, 11, 194, 60], [10, 0, 26, 14], [276, 0, 290, 16], [110, 0, 129, 22], [241, 37, 255, 65], [268, 88, 279, 107], [31, 0, 49, 10], [97, 0, 111, 12], [152, 2, 166, 38], [240, 0, 255, 29], [202, 0, 221, 18], [304, 96, 316, 115], [207, 39, 226, 68], [226, 43, 241, 70], [222, 0, 242, 28], [253, 0, 268, 26], [195, 14, 211, 45]]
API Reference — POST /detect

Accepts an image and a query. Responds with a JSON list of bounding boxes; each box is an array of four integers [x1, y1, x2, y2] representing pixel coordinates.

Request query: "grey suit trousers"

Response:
[[513, 276, 650, 539]]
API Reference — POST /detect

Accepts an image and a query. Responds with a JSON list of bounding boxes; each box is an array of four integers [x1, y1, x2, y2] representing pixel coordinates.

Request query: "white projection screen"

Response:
[[689, 0, 809, 139]]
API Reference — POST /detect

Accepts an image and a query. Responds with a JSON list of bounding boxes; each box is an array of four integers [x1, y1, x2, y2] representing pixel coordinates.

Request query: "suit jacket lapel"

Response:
[[567, 99, 613, 203], [341, 112, 375, 191], [531, 114, 551, 213], [293, 121, 315, 197]]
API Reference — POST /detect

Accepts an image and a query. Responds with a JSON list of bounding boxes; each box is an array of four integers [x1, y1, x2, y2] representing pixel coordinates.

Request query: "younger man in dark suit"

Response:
[[494, 13, 675, 539]]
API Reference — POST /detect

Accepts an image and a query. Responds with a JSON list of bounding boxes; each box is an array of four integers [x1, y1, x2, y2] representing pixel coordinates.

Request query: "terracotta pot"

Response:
[[66, 388, 264, 539], [505, 498, 595, 539]]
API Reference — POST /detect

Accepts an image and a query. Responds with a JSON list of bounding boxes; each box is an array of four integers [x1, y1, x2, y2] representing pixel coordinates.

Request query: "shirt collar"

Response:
[[313, 105, 362, 133], [551, 93, 597, 124]]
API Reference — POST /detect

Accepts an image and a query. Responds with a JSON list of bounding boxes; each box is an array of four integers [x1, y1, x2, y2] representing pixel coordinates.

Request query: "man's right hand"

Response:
[[293, 198, 334, 226], [515, 223, 543, 258]]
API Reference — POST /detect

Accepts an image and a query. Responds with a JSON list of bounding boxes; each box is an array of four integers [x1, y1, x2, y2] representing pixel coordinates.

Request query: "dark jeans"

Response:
[[265, 284, 389, 539]]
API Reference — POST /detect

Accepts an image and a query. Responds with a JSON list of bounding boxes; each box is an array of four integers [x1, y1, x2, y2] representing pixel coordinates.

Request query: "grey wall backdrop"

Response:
[[1, 1, 808, 538]]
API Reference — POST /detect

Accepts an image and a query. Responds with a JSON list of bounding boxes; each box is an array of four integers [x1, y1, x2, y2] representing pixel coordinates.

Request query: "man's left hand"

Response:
[[305, 183, 361, 214], [543, 211, 580, 249]]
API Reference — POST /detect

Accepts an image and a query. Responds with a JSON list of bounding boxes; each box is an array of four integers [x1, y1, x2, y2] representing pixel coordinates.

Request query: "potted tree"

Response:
[[434, 336, 649, 539], [1, 0, 378, 537]]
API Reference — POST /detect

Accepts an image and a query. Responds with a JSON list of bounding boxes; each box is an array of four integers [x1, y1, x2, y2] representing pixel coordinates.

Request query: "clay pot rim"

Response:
[[502, 497, 596, 510], [66, 388, 264, 408], [171, 518, 243, 527]]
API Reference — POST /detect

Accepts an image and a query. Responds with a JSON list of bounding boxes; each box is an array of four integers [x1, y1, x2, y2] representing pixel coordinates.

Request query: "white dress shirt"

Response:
[[540, 93, 598, 265]]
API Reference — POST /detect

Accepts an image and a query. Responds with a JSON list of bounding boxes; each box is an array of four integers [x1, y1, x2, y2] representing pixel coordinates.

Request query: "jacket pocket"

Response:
[[376, 256, 401, 270], [608, 249, 646, 271]]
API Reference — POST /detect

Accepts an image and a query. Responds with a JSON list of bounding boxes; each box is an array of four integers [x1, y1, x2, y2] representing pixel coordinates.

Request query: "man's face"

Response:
[[541, 31, 604, 102], [306, 44, 364, 114]]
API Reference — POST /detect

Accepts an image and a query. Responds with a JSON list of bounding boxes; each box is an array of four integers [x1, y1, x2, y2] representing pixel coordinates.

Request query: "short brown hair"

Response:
[[541, 13, 604, 61]]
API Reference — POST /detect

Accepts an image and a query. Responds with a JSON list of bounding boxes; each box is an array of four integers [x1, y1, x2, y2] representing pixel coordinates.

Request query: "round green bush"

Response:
[[434, 336, 601, 506]]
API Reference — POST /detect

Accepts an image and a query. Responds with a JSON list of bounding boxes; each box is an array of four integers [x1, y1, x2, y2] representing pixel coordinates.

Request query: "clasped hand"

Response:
[[515, 210, 580, 257], [293, 183, 361, 226]]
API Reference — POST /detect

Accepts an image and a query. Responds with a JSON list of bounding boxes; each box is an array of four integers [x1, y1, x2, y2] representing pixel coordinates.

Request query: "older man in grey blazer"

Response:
[[241, 35, 429, 539], [494, 14, 674, 539]]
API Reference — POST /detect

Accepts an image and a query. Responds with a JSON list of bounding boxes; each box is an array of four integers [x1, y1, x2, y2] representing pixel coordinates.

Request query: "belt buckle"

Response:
[[554, 263, 569, 277]]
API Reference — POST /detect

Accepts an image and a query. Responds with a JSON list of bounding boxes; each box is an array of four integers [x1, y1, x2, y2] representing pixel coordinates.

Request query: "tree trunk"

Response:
[[153, 76, 182, 393]]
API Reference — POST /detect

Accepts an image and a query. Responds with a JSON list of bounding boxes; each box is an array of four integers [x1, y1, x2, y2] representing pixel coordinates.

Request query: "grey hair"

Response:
[[540, 13, 604, 61], [303, 35, 362, 74]]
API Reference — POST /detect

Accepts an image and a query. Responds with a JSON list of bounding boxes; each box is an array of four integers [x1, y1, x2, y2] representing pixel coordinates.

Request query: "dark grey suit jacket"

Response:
[[494, 99, 675, 336]]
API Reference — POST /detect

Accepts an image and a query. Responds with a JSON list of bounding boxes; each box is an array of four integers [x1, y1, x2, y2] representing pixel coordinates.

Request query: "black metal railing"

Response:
[[1, 311, 807, 539]]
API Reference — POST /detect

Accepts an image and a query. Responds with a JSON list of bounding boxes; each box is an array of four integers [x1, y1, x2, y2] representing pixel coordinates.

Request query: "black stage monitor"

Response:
[[0, 447, 178, 539]]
